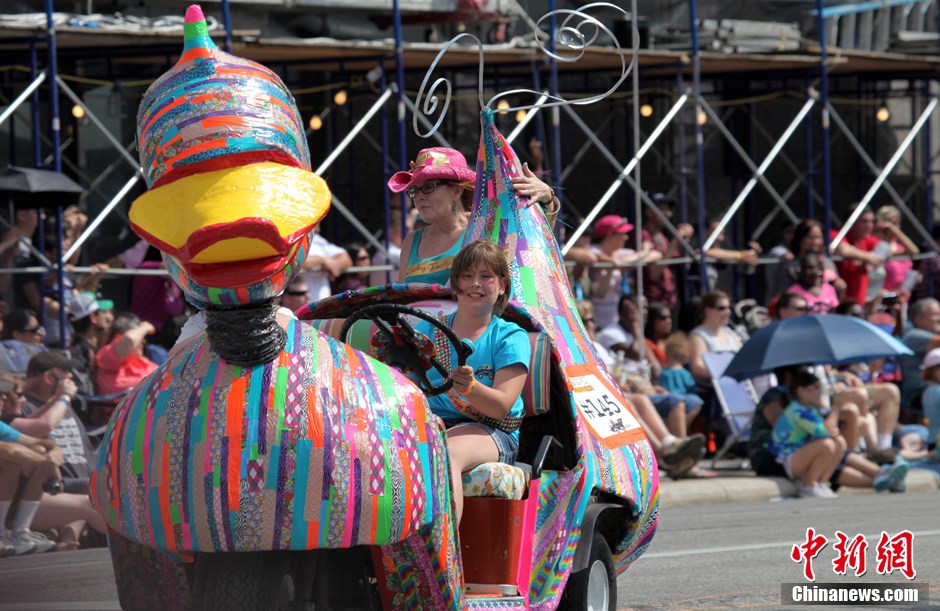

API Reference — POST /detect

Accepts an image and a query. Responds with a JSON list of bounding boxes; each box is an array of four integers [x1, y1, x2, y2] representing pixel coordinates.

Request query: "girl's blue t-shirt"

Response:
[[412, 314, 530, 435], [770, 400, 829, 459]]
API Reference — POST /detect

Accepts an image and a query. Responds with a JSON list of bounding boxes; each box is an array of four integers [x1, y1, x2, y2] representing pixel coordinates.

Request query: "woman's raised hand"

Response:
[[511, 163, 555, 208]]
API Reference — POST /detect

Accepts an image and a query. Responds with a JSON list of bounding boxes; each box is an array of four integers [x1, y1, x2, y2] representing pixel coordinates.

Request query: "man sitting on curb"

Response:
[[0, 420, 61, 555], [8, 353, 89, 494]]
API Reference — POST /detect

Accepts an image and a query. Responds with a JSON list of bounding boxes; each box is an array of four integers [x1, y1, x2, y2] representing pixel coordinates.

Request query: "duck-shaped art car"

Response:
[[90, 5, 658, 610]]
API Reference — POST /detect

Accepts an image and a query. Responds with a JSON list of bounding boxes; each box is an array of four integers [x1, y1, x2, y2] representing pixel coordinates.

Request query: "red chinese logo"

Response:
[[876, 530, 916, 580], [832, 531, 868, 577], [792, 529, 916, 581], [791, 528, 828, 582]]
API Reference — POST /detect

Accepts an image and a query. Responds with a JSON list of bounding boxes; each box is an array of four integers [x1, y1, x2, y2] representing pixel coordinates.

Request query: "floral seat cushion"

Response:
[[461, 462, 529, 500]]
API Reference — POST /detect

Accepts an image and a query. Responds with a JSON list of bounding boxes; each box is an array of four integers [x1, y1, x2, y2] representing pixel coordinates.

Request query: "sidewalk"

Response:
[[659, 460, 940, 508]]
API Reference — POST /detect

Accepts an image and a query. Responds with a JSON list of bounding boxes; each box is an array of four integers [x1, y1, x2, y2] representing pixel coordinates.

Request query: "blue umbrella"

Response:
[[723, 314, 913, 380]]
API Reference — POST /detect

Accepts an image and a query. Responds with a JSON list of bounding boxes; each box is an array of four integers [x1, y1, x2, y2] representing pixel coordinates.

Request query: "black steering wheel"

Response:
[[338, 303, 472, 396]]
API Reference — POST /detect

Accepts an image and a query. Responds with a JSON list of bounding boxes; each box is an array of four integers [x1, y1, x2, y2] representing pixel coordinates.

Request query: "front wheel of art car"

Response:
[[558, 532, 617, 611], [197, 551, 310, 611], [108, 532, 193, 610]]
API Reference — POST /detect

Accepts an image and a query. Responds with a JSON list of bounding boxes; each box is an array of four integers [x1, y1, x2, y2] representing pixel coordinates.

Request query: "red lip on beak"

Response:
[[184, 218, 293, 261], [132, 217, 312, 288], [132, 217, 302, 263], [186, 252, 295, 287]]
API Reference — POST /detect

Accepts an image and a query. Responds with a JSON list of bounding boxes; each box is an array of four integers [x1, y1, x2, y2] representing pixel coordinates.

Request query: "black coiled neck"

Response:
[[204, 300, 285, 367]]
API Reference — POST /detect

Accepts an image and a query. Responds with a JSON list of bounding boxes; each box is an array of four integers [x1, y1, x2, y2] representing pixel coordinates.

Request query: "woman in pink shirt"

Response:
[[95, 312, 158, 395], [787, 251, 839, 314], [874, 205, 920, 293]]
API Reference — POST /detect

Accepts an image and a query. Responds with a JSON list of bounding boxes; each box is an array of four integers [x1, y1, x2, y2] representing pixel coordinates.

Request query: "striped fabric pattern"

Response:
[[90, 318, 463, 608], [136, 9, 310, 189]]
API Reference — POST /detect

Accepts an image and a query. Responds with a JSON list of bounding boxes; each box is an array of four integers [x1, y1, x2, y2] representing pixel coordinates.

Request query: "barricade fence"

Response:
[[0, 252, 934, 276]]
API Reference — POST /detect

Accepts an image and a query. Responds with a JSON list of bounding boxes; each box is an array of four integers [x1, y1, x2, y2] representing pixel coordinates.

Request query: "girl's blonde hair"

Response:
[[664, 332, 690, 363], [876, 205, 900, 224], [450, 240, 511, 315]]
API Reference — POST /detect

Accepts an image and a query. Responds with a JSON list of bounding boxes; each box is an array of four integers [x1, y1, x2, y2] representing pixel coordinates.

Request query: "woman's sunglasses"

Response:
[[405, 181, 451, 199]]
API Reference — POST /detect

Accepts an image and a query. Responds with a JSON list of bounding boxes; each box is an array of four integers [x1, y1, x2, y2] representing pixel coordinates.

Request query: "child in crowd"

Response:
[[658, 332, 699, 399], [771, 369, 909, 499]]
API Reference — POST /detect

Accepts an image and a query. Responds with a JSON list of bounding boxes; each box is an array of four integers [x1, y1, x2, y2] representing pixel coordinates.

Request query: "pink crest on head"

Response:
[[185, 4, 205, 23]]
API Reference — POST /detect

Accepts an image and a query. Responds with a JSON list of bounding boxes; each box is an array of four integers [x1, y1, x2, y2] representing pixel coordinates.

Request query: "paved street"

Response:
[[0, 492, 936, 610], [621, 491, 938, 610]]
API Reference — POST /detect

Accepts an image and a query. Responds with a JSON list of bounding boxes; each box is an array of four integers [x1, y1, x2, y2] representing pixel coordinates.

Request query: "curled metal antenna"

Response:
[[413, 3, 639, 137], [413, 33, 485, 138]]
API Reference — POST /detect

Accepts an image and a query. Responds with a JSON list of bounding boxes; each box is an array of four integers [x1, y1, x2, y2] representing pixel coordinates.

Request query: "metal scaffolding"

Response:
[[1, 0, 939, 338]]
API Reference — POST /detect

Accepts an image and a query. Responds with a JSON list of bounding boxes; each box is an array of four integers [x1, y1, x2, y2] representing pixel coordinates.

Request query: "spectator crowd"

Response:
[[0, 178, 937, 555]]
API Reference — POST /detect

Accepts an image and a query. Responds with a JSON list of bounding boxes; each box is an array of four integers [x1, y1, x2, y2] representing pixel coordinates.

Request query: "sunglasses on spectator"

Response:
[[582, 317, 595, 323], [406, 181, 451, 199], [787, 305, 809, 312], [21, 326, 43, 335], [285, 290, 308, 297]]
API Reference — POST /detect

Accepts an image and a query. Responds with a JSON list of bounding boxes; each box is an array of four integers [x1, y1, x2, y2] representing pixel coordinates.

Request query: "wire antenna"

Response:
[[413, 3, 639, 138]]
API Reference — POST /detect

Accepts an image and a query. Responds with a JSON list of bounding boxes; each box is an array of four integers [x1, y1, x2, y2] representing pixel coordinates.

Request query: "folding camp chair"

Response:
[[702, 351, 760, 469]]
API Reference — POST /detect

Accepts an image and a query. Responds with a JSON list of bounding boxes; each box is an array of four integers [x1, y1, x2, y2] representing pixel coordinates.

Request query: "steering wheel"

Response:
[[338, 303, 471, 396]]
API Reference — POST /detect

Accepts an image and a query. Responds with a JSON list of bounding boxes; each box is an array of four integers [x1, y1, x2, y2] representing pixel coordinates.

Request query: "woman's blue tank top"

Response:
[[402, 228, 465, 285]]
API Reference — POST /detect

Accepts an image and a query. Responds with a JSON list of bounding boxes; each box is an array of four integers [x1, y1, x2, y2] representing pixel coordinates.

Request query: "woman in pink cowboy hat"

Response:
[[388, 147, 558, 286]]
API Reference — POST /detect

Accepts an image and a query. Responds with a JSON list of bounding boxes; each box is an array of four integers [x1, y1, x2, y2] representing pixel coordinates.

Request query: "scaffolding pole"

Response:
[[702, 97, 816, 252], [831, 97, 939, 249], [0, 72, 46, 129], [828, 104, 937, 251], [689, 0, 709, 291], [315, 86, 397, 257], [560, 102, 695, 257], [561, 92, 690, 254], [816, 0, 834, 254]]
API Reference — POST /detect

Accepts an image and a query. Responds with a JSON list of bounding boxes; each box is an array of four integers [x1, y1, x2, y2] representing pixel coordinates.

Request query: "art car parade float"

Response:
[[90, 4, 658, 609]]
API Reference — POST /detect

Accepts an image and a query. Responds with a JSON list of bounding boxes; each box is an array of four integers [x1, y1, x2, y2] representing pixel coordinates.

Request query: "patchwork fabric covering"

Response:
[[521, 331, 552, 416], [91, 319, 453, 554], [136, 6, 311, 188], [464, 107, 660, 605], [461, 463, 529, 500], [91, 6, 467, 597]]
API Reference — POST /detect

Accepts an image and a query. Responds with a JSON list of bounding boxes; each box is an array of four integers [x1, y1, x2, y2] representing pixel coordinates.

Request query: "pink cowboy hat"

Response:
[[387, 147, 476, 193]]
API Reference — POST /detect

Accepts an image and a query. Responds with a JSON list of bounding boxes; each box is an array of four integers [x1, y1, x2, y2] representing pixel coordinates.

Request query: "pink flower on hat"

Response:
[[593, 214, 634, 239], [387, 147, 476, 193]]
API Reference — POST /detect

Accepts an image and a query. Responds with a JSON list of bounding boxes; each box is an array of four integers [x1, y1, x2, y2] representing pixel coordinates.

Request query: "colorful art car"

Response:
[[89, 5, 658, 610]]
